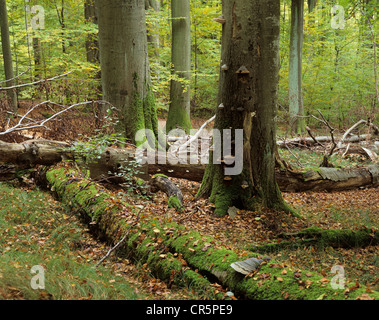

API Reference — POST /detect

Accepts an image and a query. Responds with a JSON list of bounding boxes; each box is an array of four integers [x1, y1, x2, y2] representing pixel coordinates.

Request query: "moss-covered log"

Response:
[[296, 227, 379, 248], [44, 165, 378, 300], [254, 227, 379, 253], [45, 165, 221, 299]]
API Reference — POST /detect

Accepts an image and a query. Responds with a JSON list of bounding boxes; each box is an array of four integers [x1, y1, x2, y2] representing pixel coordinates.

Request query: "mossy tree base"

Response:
[[197, 160, 298, 218], [43, 165, 378, 300]]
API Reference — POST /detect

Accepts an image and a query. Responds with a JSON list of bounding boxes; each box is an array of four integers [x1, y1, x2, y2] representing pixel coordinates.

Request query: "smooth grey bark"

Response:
[[96, 0, 158, 142], [84, 0, 101, 100], [145, 0, 160, 58], [32, 36, 42, 80], [145, 0, 161, 84], [0, 0, 18, 111], [288, 0, 304, 134], [197, 0, 293, 216], [166, 0, 191, 134], [84, 0, 99, 64], [307, 0, 316, 13]]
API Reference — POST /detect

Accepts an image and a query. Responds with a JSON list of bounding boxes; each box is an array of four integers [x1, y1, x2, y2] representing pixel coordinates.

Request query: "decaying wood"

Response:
[[277, 134, 377, 148], [254, 226, 379, 252], [149, 174, 184, 212], [44, 166, 379, 300], [0, 139, 71, 167], [341, 145, 378, 162], [1, 139, 378, 192]]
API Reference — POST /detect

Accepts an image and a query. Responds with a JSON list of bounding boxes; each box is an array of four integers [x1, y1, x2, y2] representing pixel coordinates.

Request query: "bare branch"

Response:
[[0, 71, 73, 91], [0, 67, 31, 84], [96, 205, 144, 267], [0, 100, 114, 136]]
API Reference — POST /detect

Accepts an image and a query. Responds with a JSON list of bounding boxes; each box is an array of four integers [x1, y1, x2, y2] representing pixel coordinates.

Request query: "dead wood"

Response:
[[254, 227, 379, 252], [0, 139, 378, 192]]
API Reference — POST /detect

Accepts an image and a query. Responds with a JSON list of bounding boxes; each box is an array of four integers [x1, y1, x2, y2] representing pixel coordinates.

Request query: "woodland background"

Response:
[[1, 0, 377, 128]]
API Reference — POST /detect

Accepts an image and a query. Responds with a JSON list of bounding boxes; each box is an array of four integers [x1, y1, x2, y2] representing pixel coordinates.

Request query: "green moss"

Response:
[[143, 89, 158, 138], [152, 173, 169, 179], [165, 104, 192, 134], [299, 226, 379, 248], [45, 166, 379, 300], [168, 196, 184, 213]]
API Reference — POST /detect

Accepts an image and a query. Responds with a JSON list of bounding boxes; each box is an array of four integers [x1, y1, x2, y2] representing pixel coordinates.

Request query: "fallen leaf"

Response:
[[317, 293, 327, 300], [356, 293, 374, 300]]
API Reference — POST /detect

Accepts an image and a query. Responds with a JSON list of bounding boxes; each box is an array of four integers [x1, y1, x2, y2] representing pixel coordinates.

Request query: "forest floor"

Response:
[[0, 103, 378, 299]]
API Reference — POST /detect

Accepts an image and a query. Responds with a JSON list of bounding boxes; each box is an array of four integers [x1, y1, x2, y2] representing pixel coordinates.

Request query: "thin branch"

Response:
[[96, 205, 144, 267], [0, 67, 31, 84], [310, 110, 337, 155], [338, 119, 367, 148], [0, 100, 113, 136], [285, 144, 304, 168], [0, 71, 73, 90], [305, 125, 326, 149], [178, 115, 215, 153]]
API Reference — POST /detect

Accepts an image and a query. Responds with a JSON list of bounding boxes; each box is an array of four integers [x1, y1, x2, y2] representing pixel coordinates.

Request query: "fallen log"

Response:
[[0, 139, 71, 167], [254, 227, 379, 253], [0, 140, 378, 192], [274, 165, 379, 192], [43, 165, 379, 300], [149, 174, 184, 213]]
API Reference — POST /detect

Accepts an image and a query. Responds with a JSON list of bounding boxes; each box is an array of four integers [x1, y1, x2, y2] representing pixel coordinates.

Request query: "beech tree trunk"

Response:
[[84, 0, 101, 100], [96, 0, 158, 142], [196, 0, 292, 216], [307, 0, 316, 13], [289, 0, 305, 134], [165, 0, 192, 134], [0, 0, 18, 111]]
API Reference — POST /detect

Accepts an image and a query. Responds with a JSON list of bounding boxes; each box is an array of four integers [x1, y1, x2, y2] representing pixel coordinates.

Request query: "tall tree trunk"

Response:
[[197, 0, 293, 217], [288, 0, 305, 134], [32, 36, 42, 80], [307, 0, 316, 13], [96, 0, 158, 143], [84, 0, 99, 64], [0, 0, 18, 111], [166, 0, 192, 134], [84, 0, 101, 100], [145, 0, 160, 58], [145, 0, 161, 83]]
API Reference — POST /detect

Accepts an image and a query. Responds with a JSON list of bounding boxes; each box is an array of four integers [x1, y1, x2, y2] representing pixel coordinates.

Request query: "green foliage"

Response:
[[1, 0, 377, 128], [2, 0, 100, 103], [145, 0, 221, 115], [278, 0, 378, 128]]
